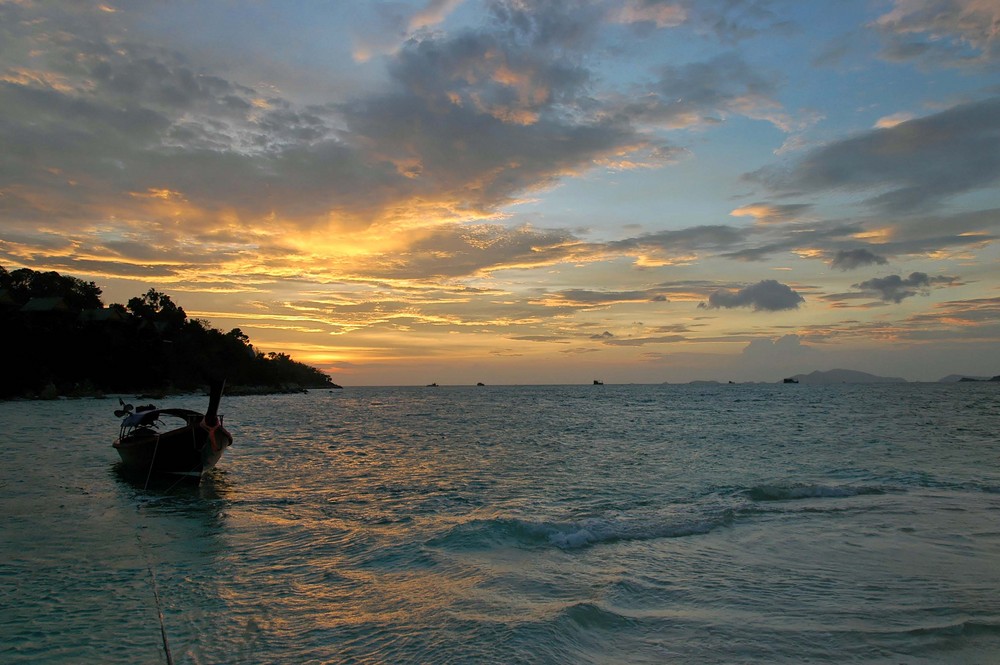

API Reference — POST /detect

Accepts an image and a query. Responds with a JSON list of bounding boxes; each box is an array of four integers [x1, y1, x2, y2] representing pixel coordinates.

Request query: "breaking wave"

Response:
[[428, 509, 734, 551]]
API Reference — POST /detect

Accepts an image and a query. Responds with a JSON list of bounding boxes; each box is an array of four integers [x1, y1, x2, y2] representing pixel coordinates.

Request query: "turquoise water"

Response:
[[2, 383, 999, 663]]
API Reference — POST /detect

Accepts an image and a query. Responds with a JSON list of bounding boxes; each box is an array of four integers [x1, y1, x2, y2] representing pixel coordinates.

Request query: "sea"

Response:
[[1, 382, 999, 664]]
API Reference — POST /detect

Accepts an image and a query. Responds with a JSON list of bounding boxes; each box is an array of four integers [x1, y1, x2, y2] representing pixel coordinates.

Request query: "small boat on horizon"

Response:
[[113, 379, 233, 483], [593, 379, 604, 385]]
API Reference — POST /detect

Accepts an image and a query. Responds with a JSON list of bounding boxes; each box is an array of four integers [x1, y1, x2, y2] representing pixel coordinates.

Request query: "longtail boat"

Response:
[[113, 380, 233, 481]]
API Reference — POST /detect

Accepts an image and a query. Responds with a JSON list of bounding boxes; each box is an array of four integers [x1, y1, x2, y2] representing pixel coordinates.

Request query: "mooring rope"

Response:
[[143, 433, 162, 491], [133, 419, 211, 663], [135, 530, 175, 665]]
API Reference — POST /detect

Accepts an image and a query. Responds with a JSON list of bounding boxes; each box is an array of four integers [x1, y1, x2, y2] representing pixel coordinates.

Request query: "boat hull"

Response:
[[113, 420, 232, 477]]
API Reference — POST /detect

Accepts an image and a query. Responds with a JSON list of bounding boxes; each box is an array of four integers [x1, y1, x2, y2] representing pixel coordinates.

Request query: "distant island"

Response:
[[938, 374, 1000, 383], [674, 368, 999, 385], [783, 369, 907, 384], [0, 266, 339, 399], [785, 369, 1000, 384]]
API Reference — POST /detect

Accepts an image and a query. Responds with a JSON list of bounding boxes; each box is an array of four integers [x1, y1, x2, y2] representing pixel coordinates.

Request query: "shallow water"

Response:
[[2, 383, 999, 663]]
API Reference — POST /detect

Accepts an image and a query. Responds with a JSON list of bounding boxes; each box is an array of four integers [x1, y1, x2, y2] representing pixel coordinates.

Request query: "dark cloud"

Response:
[[691, 0, 796, 43], [852, 272, 957, 303], [616, 0, 795, 43], [620, 53, 781, 129], [487, 0, 607, 50], [700, 279, 804, 311], [741, 333, 816, 359], [747, 97, 1000, 212], [830, 248, 889, 271], [609, 225, 749, 255]]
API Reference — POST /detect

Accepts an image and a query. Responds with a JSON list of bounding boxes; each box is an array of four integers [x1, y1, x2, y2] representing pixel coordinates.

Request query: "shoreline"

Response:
[[3, 381, 341, 402]]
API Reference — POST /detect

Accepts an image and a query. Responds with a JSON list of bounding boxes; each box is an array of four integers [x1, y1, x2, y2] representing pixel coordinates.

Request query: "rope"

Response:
[[143, 433, 162, 491], [133, 417, 217, 663], [135, 530, 175, 665]]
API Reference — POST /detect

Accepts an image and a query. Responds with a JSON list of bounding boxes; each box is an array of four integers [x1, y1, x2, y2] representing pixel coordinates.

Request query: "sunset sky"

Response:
[[2, 0, 999, 384]]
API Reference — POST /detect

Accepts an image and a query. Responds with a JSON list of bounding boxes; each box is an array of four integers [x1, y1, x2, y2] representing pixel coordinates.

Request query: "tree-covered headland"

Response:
[[0, 266, 338, 398]]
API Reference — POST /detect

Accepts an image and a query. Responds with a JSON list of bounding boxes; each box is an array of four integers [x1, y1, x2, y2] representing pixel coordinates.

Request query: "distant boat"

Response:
[[593, 379, 604, 385], [426, 382, 439, 387], [113, 380, 233, 482], [477, 382, 485, 386], [783, 377, 799, 384]]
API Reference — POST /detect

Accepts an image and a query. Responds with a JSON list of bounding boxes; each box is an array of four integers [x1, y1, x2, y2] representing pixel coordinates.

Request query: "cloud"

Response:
[[700, 279, 805, 311], [612, 1, 688, 28], [713, 206, 999, 266], [741, 333, 817, 360], [0, 1, 668, 240], [873, 0, 1000, 67], [802, 295, 1000, 344], [718, 220, 865, 262], [0, 0, 810, 263], [852, 272, 957, 303], [546, 288, 671, 306], [909, 295, 1000, 327], [347, 224, 583, 280], [351, 0, 468, 61], [620, 0, 795, 42], [608, 225, 750, 262], [509, 335, 570, 343], [604, 334, 687, 346], [746, 97, 1000, 213], [830, 248, 889, 271], [410, 0, 466, 31], [730, 202, 812, 224], [874, 112, 915, 129], [620, 53, 786, 130]]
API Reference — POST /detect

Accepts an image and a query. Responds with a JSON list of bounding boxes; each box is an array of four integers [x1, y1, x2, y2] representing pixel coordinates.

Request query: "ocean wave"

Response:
[[428, 510, 733, 551], [557, 601, 636, 630], [747, 483, 885, 502], [904, 620, 1000, 638]]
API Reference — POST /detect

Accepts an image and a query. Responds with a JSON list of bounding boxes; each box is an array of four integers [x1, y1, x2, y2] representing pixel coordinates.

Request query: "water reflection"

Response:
[[111, 462, 232, 501]]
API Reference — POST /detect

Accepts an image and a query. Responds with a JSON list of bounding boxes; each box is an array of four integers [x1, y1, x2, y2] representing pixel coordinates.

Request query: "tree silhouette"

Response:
[[0, 266, 336, 398]]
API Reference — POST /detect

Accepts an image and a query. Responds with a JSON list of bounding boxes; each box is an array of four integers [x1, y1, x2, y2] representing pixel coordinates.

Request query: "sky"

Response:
[[2, 0, 999, 385]]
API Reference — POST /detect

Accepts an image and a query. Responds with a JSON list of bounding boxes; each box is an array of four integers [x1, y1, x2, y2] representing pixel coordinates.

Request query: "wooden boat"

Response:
[[113, 380, 233, 480]]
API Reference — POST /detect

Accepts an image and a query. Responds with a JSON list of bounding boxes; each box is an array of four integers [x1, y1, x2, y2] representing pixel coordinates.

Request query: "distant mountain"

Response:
[[938, 374, 994, 383], [785, 369, 907, 384]]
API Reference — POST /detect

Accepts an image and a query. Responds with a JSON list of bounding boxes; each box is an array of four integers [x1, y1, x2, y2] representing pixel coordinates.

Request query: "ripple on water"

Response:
[[2, 384, 1000, 663]]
